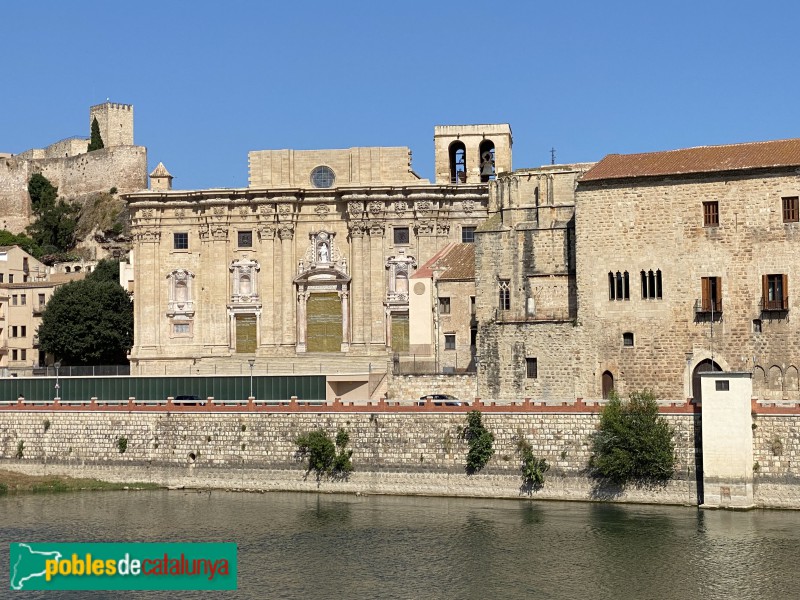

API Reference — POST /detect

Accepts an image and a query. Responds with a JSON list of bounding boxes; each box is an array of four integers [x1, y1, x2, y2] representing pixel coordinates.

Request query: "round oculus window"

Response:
[[310, 166, 336, 189]]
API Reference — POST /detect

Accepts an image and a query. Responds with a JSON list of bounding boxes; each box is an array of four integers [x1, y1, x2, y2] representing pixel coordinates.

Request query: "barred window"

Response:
[[703, 201, 719, 227]]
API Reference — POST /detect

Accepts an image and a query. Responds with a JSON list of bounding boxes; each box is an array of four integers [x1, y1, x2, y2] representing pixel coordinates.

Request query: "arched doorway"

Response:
[[602, 371, 614, 399], [692, 359, 722, 403]]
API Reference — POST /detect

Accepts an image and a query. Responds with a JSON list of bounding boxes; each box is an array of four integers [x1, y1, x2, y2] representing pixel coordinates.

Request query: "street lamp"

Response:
[[54, 361, 61, 401], [247, 359, 255, 400]]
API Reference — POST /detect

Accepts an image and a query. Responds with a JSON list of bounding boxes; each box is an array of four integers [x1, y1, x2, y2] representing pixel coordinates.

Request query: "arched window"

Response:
[[74, 266, 81, 272], [608, 271, 630, 300], [449, 141, 467, 184], [479, 140, 496, 182], [65, 266, 71, 273], [602, 371, 615, 399]]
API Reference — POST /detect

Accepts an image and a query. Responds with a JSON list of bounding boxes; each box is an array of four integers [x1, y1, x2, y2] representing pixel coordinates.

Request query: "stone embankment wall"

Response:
[[1, 410, 797, 507]]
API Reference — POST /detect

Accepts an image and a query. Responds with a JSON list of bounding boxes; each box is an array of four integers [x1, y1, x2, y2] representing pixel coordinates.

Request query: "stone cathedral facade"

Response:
[[125, 125, 512, 375]]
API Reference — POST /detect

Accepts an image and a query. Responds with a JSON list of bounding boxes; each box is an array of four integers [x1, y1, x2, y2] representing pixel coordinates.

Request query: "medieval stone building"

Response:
[[0, 102, 147, 234], [124, 125, 512, 382], [477, 138, 800, 403]]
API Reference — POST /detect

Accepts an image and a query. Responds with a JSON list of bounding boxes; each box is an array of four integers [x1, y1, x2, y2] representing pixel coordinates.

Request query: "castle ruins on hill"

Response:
[[0, 102, 147, 233]]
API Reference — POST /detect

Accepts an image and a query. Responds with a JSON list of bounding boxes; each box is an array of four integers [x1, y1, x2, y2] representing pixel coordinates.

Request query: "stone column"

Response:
[[348, 221, 367, 350], [279, 224, 295, 347], [368, 222, 386, 349], [296, 287, 308, 353], [339, 288, 350, 352]]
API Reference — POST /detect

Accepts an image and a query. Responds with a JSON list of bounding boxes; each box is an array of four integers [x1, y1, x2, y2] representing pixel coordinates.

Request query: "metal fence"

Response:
[[392, 353, 476, 375], [3, 365, 131, 378]]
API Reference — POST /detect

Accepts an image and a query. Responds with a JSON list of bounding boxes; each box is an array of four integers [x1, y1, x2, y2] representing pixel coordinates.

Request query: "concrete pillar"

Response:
[[700, 371, 754, 509]]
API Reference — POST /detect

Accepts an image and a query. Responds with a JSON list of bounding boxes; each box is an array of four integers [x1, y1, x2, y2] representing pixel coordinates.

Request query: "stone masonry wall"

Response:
[[0, 147, 147, 234], [0, 410, 707, 505], [576, 171, 800, 401]]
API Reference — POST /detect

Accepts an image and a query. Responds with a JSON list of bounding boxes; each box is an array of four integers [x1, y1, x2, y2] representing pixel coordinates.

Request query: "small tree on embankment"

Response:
[[590, 390, 676, 485]]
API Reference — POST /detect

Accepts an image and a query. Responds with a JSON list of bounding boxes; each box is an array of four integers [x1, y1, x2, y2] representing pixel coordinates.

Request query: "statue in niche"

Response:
[[318, 242, 329, 263]]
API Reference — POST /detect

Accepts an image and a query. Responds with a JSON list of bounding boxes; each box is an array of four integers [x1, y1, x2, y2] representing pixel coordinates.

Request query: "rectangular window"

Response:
[[700, 276, 722, 312], [174, 323, 190, 334], [783, 196, 799, 223], [20, 349, 26, 361], [762, 274, 788, 311], [526, 357, 538, 379], [12, 295, 17, 306], [8, 274, 13, 283], [20, 294, 26, 305], [461, 226, 476, 243], [0, 274, 4, 283], [470, 296, 476, 315], [623, 332, 634, 347], [444, 334, 456, 350], [173, 232, 189, 250], [11, 349, 17, 361], [21, 326, 26, 337], [38, 293, 45, 307], [393, 227, 410, 245], [703, 201, 719, 227], [11, 326, 17, 337], [499, 280, 511, 311], [237, 231, 253, 247], [439, 297, 451, 314], [640, 270, 662, 299], [715, 380, 730, 391]]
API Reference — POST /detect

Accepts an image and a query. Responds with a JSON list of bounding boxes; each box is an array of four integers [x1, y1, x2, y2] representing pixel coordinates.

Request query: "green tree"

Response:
[[295, 428, 353, 479], [27, 173, 58, 213], [0, 230, 42, 258], [37, 279, 133, 365], [87, 259, 120, 284], [590, 390, 676, 485], [87, 117, 104, 151], [26, 174, 79, 252], [464, 410, 494, 473]]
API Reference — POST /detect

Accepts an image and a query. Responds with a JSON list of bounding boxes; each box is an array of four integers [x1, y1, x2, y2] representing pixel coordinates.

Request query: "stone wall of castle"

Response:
[[0, 147, 147, 234], [4, 408, 799, 506], [576, 170, 800, 401], [475, 165, 591, 401]]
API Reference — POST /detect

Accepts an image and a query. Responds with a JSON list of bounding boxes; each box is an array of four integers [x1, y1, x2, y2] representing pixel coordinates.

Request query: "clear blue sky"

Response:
[[3, 1, 799, 190]]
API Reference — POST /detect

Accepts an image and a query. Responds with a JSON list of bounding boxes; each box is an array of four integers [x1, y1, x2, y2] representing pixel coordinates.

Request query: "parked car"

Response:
[[418, 394, 467, 406], [174, 394, 202, 406]]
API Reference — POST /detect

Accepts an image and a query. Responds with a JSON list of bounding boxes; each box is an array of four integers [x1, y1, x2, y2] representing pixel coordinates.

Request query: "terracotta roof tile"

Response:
[[413, 243, 475, 281], [581, 138, 800, 183]]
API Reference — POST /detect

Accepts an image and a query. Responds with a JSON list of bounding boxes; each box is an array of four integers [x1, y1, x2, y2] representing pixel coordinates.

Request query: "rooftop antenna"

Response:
[[550, 147, 556, 165]]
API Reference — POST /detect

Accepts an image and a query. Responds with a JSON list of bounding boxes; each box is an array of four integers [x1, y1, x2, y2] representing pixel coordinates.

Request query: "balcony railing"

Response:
[[761, 296, 789, 312], [694, 298, 722, 315]]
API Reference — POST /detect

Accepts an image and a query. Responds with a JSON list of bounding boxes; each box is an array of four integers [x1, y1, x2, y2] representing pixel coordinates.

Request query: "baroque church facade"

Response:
[[125, 125, 511, 376]]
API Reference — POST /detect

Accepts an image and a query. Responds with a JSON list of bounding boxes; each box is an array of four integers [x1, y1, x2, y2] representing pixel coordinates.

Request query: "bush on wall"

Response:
[[590, 390, 675, 485], [296, 428, 353, 480], [464, 410, 494, 474]]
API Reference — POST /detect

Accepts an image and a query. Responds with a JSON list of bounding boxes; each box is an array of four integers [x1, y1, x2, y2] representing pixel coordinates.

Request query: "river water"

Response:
[[1, 490, 798, 599]]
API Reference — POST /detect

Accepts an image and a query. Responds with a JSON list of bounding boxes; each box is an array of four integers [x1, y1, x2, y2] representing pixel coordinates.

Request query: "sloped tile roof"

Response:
[[581, 138, 800, 182], [413, 243, 475, 281]]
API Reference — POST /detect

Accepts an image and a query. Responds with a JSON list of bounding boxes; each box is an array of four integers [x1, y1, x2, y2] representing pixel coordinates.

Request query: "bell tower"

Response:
[[433, 124, 512, 184]]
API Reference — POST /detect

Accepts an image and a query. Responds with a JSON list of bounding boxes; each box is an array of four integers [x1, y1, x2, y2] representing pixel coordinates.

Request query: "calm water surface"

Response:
[[1, 490, 798, 599]]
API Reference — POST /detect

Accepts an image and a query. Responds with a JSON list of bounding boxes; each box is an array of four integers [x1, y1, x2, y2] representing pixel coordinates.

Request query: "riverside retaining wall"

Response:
[[1, 409, 798, 507]]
